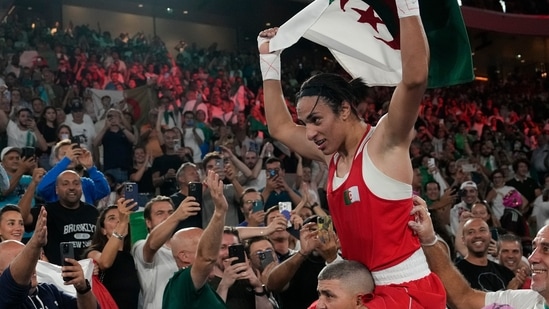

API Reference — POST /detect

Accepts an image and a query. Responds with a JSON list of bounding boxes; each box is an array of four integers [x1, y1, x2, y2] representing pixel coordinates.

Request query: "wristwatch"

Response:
[[253, 284, 268, 296], [76, 279, 91, 295], [112, 231, 126, 240]]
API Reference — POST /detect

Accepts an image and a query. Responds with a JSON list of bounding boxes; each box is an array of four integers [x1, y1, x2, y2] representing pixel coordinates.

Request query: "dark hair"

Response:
[[223, 226, 241, 243], [512, 158, 530, 173], [83, 205, 131, 258], [56, 124, 73, 141], [143, 196, 174, 221], [244, 236, 273, 258], [296, 73, 367, 118], [202, 152, 222, 171], [239, 187, 262, 207], [264, 205, 280, 226], [39, 106, 58, 127], [490, 169, 504, 182], [0, 204, 22, 220], [424, 181, 440, 192], [265, 157, 284, 170]]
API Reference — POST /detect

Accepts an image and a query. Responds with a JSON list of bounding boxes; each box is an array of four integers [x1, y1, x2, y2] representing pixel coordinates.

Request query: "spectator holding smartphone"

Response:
[[84, 198, 140, 308], [37, 140, 110, 204], [0, 207, 98, 309]]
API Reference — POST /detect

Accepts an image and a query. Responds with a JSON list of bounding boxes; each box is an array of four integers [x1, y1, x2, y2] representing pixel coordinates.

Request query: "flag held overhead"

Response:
[[269, 0, 474, 88]]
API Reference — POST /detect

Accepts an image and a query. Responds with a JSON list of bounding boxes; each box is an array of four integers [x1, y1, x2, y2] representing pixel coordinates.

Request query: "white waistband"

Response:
[[371, 248, 431, 286]]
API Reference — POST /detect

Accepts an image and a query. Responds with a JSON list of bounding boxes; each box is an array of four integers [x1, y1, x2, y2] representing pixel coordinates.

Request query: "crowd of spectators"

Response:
[[1, 5, 549, 309]]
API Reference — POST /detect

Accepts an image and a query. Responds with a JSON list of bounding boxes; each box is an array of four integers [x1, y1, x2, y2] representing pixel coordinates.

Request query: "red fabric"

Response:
[[326, 126, 419, 271], [365, 273, 446, 309], [91, 275, 119, 309], [326, 127, 446, 308]]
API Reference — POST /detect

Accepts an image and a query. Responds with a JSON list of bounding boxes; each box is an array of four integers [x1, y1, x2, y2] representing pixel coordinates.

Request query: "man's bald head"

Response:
[[0, 240, 25, 273], [171, 228, 203, 268]]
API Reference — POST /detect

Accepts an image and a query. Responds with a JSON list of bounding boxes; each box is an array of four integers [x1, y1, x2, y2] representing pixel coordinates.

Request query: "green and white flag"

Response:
[[269, 0, 474, 88], [343, 186, 361, 205]]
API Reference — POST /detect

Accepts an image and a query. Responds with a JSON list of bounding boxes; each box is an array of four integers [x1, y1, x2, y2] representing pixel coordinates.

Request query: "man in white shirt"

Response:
[[410, 196, 547, 309], [0, 107, 47, 151], [63, 99, 96, 151], [132, 195, 200, 309]]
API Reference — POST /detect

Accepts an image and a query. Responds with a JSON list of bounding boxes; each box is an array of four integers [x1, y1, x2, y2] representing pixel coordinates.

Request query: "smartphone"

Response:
[[252, 200, 264, 213], [59, 242, 75, 281], [427, 158, 435, 168], [21, 147, 35, 159], [124, 182, 140, 211], [70, 136, 81, 148], [490, 228, 499, 241], [268, 169, 278, 178], [278, 202, 292, 228], [215, 158, 223, 167], [258, 249, 275, 271], [317, 216, 333, 232], [188, 182, 203, 206], [228, 244, 246, 265], [173, 139, 180, 151]]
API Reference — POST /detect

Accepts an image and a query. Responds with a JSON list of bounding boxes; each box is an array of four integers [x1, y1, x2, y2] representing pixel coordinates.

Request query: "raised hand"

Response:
[[205, 170, 228, 213], [78, 148, 94, 168], [258, 28, 279, 54], [31, 206, 48, 248], [116, 197, 138, 216], [31, 167, 46, 184], [265, 215, 287, 234], [174, 196, 201, 221]]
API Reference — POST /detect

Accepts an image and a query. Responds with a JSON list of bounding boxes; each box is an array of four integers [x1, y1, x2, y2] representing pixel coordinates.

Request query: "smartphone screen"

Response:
[[278, 202, 292, 227], [59, 242, 75, 281], [228, 244, 246, 265], [252, 200, 264, 213], [124, 182, 140, 211], [490, 228, 499, 241], [21, 147, 35, 159], [188, 182, 203, 206], [70, 136, 81, 148]]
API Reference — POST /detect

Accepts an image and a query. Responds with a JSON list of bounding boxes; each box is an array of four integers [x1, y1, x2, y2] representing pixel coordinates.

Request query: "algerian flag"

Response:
[[343, 186, 361, 205], [269, 0, 474, 88]]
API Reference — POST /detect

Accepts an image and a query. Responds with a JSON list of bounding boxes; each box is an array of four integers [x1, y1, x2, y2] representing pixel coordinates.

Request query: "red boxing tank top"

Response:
[[326, 128, 420, 271]]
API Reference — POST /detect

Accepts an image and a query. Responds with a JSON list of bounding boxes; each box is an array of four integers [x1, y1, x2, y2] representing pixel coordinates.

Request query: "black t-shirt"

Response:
[[37, 122, 57, 156], [102, 130, 133, 171], [28, 201, 99, 265], [506, 177, 540, 203], [170, 192, 202, 230], [100, 251, 140, 308], [129, 167, 155, 195], [151, 154, 184, 196], [279, 254, 325, 309], [455, 259, 515, 291], [209, 277, 255, 309]]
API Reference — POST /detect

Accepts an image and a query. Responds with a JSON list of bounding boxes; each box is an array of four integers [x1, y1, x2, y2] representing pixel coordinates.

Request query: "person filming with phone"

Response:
[[260, 157, 302, 211], [0, 207, 98, 308], [84, 198, 140, 308]]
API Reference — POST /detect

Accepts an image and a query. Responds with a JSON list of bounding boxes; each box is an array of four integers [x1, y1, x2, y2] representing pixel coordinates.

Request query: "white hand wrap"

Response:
[[396, 0, 420, 18], [258, 36, 281, 81]]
